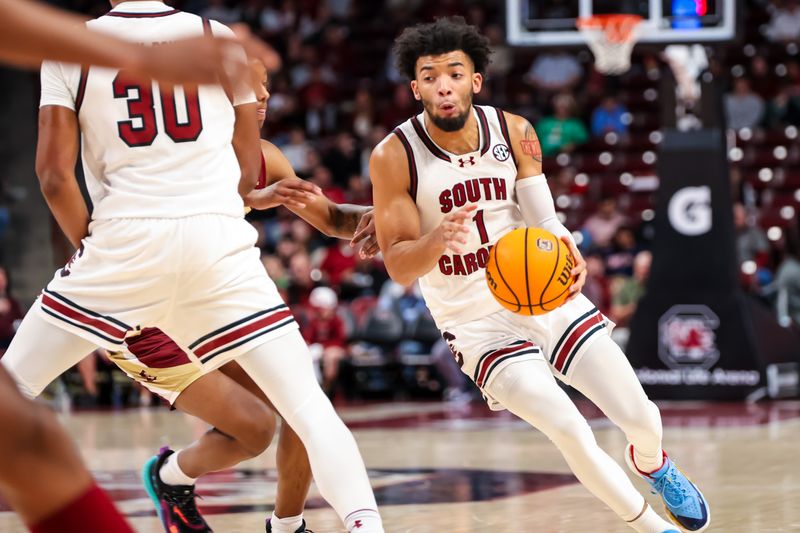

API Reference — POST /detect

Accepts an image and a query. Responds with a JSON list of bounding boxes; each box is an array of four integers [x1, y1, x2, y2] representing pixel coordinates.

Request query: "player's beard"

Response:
[[423, 95, 472, 132]]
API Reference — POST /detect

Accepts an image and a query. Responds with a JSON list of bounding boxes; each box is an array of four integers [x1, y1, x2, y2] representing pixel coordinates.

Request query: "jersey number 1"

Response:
[[473, 209, 489, 245], [113, 71, 203, 147]]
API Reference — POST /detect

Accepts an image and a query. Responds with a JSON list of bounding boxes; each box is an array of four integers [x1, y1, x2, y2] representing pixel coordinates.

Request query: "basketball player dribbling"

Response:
[[0, 2, 283, 532], [369, 17, 710, 533], [0, 2, 383, 532]]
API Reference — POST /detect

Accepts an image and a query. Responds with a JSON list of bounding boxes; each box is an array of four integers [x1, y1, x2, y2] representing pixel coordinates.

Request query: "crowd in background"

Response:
[[1, 0, 798, 407]]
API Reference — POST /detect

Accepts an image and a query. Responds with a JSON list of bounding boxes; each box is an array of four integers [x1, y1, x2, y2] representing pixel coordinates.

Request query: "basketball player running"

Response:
[[369, 17, 709, 533], [1, 2, 383, 532], [128, 59, 376, 533], [0, 2, 281, 532]]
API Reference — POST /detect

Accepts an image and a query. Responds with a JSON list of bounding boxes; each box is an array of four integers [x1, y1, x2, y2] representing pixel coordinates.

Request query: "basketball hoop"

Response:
[[577, 15, 643, 75]]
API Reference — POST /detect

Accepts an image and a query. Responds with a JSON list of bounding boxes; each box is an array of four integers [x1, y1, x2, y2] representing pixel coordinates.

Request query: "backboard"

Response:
[[507, 0, 738, 46]]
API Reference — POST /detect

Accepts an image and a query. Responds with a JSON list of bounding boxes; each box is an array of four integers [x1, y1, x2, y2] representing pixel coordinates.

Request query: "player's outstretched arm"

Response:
[[36, 106, 89, 248], [247, 141, 372, 240], [0, 0, 279, 85], [506, 112, 586, 298], [370, 135, 474, 286]]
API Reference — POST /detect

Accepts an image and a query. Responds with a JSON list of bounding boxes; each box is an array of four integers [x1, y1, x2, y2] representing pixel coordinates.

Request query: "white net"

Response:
[[578, 16, 642, 75]]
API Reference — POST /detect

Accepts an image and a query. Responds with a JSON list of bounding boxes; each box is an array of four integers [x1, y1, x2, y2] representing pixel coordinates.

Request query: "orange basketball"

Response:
[[485, 228, 575, 316]]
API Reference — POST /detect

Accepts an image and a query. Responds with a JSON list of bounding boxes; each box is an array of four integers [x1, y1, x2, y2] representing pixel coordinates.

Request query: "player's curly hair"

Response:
[[393, 16, 492, 80]]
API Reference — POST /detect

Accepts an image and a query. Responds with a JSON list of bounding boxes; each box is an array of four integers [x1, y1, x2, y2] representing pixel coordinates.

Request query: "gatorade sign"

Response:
[[668, 186, 712, 236]]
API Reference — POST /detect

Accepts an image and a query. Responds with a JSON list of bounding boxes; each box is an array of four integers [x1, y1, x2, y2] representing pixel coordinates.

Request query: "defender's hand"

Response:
[[247, 178, 321, 210], [434, 204, 477, 255], [561, 236, 586, 300]]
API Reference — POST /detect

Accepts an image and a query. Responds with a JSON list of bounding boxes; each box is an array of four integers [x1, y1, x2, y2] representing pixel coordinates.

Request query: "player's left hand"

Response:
[[561, 236, 586, 301], [351, 210, 379, 259]]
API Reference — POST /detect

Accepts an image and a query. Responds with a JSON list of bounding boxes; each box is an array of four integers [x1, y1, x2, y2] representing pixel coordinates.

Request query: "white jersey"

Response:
[[394, 106, 525, 328], [39, 1, 255, 220]]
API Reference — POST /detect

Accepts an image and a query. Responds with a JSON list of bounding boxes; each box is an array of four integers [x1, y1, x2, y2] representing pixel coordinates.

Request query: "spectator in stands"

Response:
[[262, 255, 290, 296], [536, 92, 589, 156], [763, 83, 800, 128], [724, 77, 765, 130], [310, 165, 347, 203], [748, 55, 775, 99], [773, 240, 800, 327], [325, 132, 362, 187], [380, 84, 419, 131], [582, 196, 628, 248], [346, 175, 372, 205], [318, 240, 359, 290], [766, 0, 800, 42], [259, 0, 297, 36], [591, 96, 630, 137], [610, 250, 652, 328], [281, 127, 313, 174], [733, 203, 770, 264], [0, 265, 23, 354], [303, 286, 348, 396], [524, 51, 583, 96], [301, 65, 337, 136], [582, 252, 611, 316], [601, 226, 641, 278], [338, 257, 388, 301], [484, 24, 513, 104], [287, 252, 318, 306], [349, 85, 376, 140]]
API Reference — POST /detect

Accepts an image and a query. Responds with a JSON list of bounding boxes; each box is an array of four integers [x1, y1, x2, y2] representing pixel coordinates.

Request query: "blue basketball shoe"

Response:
[[626, 444, 710, 532]]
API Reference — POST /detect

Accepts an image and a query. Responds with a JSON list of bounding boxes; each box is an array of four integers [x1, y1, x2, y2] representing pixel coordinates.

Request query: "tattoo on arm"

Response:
[[329, 205, 361, 236], [519, 121, 542, 163]]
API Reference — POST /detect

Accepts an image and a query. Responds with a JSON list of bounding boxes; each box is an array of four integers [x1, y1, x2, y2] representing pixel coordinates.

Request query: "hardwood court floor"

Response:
[[1, 400, 799, 532]]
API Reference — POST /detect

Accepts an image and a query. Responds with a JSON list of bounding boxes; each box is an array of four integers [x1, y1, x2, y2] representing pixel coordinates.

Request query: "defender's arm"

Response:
[[247, 140, 370, 239], [232, 103, 261, 198], [36, 105, 89, 248]]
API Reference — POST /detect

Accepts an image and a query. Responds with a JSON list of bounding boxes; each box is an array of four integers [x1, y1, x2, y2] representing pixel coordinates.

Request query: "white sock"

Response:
[[626, 501, 676, 532], [634, 446, 665, 474], [159, 450, 197, 486], [344, 509, 383, 533], [270, 512, 303, 533]]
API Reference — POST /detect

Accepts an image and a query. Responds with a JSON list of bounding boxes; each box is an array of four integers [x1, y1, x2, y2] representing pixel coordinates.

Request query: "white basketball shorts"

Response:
[[440, 294, 613, 410], [36, 214, 298, 382]]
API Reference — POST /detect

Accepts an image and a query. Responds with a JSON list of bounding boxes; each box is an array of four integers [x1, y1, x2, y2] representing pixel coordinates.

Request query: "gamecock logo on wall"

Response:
[[658, 305, 720, 370]]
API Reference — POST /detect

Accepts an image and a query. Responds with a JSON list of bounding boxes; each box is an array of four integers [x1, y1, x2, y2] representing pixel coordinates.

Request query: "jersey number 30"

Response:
[[113, 71, 202, 147]]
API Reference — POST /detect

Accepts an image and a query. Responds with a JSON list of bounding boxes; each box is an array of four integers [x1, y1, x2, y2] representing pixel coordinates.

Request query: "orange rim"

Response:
[[576, 14, 643, 43]]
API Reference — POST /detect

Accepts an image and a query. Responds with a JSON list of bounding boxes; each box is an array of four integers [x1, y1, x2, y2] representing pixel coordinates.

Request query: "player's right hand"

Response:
[[433, 204, 477, 255], [246, 177, 322, 211]]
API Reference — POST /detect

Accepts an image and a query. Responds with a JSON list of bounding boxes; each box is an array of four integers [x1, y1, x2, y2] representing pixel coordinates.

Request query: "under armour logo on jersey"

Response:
[[493, 144, 510, 161], [353, 520, 363, 528], [457, 156, 476, 167], [139, 369, 158, 382]]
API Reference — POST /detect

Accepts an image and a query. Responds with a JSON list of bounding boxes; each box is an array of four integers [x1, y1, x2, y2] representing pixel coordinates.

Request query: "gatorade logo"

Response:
[[668, 186, 712, 236]]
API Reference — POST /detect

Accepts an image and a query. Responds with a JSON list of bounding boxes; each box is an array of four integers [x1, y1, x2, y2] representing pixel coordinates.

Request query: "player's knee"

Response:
[[285, 390, 345, 446], [242, 404, 277, 456], [223, 401, 276, 457], [545, 415, 597, 453]]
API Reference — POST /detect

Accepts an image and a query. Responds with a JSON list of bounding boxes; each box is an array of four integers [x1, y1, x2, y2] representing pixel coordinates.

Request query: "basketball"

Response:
[[485, 228, 575, 316]]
